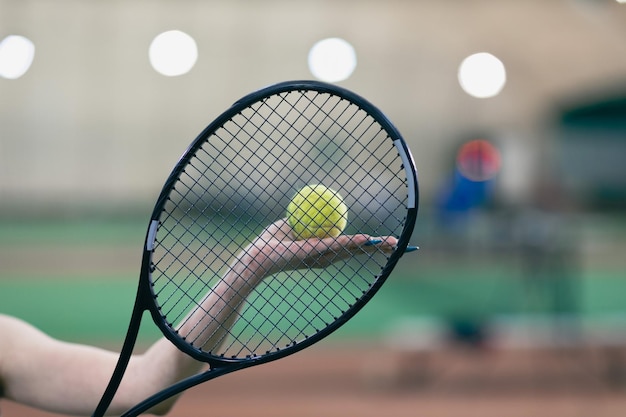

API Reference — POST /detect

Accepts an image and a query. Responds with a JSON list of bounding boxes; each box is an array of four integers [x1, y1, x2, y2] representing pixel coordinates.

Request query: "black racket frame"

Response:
[[93, 80, 419, 417]]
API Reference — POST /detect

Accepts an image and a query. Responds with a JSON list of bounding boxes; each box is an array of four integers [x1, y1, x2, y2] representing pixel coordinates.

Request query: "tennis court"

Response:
[[1, 217, 625, 416], [3, 2, 626, 415]]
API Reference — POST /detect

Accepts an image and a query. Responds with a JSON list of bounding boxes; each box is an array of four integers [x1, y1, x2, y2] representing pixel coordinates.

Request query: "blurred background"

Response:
[[1, 1, 626, 416]]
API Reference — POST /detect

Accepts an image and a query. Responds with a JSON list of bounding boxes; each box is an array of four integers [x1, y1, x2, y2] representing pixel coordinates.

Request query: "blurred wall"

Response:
[[1, 0, 626, 213]]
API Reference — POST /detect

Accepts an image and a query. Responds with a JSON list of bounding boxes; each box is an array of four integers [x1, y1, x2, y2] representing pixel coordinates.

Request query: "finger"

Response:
[[313, 234, 398, 256], [358, 235, 398, 254]]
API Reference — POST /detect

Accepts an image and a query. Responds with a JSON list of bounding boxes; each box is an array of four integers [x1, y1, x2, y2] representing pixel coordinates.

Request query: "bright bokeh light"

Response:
[[308, 37, 357, 83], [456, 139, 502, 182], [458, 52, 506, 98], [0, 35, 35, 79], [149, 30, 198, 77]]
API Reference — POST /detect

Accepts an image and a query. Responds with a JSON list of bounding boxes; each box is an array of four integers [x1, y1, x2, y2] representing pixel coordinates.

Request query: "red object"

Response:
[[456, 139, 501, 182]]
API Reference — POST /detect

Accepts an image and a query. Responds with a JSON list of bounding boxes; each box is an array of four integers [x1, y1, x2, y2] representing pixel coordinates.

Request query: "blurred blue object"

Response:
[[435, 168, 496, 228]]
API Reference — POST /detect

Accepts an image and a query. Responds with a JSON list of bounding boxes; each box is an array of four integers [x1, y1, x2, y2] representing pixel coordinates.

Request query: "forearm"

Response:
[[1, 315, 191, 416], [177, 241, 267, 352], [2, 319, 117, 415]]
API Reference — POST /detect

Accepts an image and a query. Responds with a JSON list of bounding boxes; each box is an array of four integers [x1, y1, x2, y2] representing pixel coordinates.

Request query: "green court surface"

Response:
[[1, 268, 625, 345], [0, 216, 148, 246], [1, 217, 625, 344]]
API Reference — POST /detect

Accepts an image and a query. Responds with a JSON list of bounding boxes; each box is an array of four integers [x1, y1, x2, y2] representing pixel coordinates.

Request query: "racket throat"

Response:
[[92, 293, 147, 417]]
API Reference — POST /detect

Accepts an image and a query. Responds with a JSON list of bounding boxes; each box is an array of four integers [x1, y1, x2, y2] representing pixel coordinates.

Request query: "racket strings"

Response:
[[213, 255, 379, 358], [188, 237, 349, 354], [152, 209, 255, 334], [237, 91, 367, 185], [184, 279, 257, 352], [149, 88, 410, 359], [152, 184, 235, 287], [175, 238, 363, 356]]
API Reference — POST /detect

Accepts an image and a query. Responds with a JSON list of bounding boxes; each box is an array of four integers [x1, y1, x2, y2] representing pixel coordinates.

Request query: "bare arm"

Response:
[[179, 219, 397, 350], [0, 220, 396, 415]]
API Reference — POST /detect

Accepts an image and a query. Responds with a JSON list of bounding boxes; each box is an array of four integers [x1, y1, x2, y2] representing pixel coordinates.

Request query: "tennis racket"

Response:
[[92, 80, 419, 417]]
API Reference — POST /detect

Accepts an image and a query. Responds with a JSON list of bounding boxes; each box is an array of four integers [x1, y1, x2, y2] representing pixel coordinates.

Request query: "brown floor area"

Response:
[[3, 343, 626, 417]]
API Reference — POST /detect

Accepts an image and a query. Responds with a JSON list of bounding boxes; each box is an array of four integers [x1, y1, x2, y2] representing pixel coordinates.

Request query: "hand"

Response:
[[243, 218, 398, 277]]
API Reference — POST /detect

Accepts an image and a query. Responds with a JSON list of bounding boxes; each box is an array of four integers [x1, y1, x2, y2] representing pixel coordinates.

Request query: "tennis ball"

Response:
[[287, 184, 348, 239]]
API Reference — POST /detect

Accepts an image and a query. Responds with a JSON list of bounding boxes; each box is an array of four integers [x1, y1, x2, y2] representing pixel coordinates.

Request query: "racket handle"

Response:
[[120, 365, 246, 417], [92, 299, 144, 417]]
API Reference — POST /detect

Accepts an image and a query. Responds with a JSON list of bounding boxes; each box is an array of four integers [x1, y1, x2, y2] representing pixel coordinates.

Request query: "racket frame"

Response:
[[92, 80, 419, 417]]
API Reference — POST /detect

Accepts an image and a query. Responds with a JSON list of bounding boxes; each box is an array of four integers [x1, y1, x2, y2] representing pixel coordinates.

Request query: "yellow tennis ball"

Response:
[[287, 184, 348, 239]]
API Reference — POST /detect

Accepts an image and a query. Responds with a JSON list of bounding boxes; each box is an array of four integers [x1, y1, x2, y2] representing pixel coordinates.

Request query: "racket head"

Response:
[[141, 80, 418, 367]]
